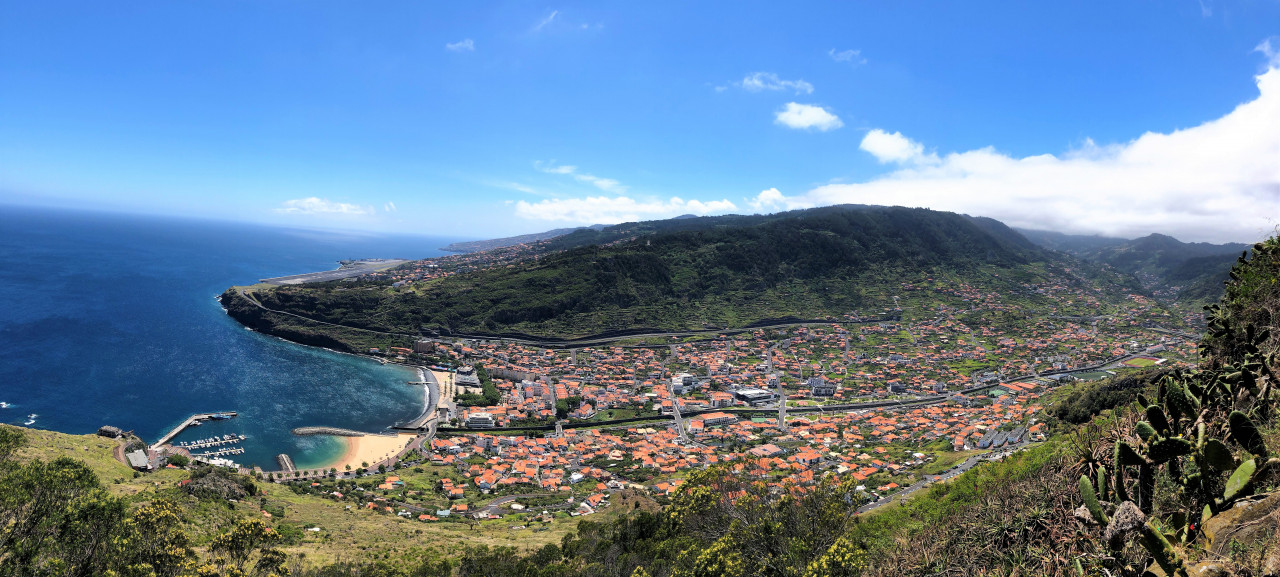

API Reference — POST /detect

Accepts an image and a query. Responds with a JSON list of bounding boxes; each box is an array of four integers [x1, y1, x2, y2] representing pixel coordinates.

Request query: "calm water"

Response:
[[0, 206, 464, 470]]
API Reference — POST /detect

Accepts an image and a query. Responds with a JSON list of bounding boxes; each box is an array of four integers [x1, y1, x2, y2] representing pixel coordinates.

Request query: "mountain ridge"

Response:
[[221, 205, 1129, 348], [1016, 228, 1249, 301]]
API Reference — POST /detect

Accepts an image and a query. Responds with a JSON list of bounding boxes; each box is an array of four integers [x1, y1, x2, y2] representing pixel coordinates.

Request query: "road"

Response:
[[854, 440, 1037, 514], [260, 259, 409, 285], [475, 493, 558, 517]]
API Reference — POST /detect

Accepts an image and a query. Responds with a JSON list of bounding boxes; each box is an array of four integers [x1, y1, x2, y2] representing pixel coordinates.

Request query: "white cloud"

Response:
[[1258, 37, 1280, 67], [859, 129, 938, 165], [536, 162, 627, 193], [445, 39, 474, 52], [748, 188, 814, 212], [539, 163, 577, 175], [774, 103, 843, 131], [501, 182, 540, 194], [533, 10, 558, 32], [782, 64, 1280, 243], [275, 197, 374, 216], [514, 195, 737, 224], [739, 72, 814, 95], [384, 201, 397, 212], [828, 48, 866, 66]]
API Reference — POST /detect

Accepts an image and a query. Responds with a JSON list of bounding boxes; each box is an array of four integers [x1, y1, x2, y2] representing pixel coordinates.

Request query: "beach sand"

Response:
[[431, 370, 455, 404], [329, 433, 414, 471]]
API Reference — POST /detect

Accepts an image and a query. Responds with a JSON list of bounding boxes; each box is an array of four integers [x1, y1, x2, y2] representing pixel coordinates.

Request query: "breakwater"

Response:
[[292, 426, 367, 436]]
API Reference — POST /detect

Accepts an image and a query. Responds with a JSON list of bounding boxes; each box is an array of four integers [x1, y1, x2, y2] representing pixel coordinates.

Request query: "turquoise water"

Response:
[[0, 206, 462, 470]]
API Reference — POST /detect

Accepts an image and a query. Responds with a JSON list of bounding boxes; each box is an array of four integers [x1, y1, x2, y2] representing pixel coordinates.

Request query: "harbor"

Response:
[[191, 446, 246, 459], [150, 411, 238, 450], [176, 433, 245, 449]]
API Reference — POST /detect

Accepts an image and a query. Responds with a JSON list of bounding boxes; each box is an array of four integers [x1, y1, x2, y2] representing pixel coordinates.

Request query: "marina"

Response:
[[151, 411, 238, 450], [176, 433, 246, 449], [192, 446, 245, 458]]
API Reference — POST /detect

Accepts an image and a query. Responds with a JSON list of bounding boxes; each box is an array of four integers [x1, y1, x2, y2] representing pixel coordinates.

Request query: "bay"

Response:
[[0, 205, 465, 470]]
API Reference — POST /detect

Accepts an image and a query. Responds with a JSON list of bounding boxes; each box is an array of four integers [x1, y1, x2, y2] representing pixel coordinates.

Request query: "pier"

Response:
[[193, 447, 245, 458], [292, 426, 366, 436], [277, 454, 296, 472], [151, 411, 238, 450], [177, 434, 245, 449]]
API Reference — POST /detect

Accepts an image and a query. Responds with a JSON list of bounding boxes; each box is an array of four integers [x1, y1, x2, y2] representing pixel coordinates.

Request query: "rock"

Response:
[[1202, 492, 1280, 556], [1105, 501, 1147, 542], [1264, 547, 1280, 577], [1075, 504, 1097, 525], [1187, 562, 1226, 577]]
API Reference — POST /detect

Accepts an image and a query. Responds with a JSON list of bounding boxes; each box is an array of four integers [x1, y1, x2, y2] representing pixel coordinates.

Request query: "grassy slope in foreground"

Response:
[[224, 205, 1075, 344], [3, 424, 586, 567]]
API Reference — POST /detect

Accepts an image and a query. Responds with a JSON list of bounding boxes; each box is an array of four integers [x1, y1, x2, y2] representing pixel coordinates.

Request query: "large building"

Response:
[[733, 388, 777, 406], [670, 373, 698, 395], [464, 412, 495, 429], [125, 449, 151, 471], [808, 376, 838, 397], [456, 365, 482, 388]]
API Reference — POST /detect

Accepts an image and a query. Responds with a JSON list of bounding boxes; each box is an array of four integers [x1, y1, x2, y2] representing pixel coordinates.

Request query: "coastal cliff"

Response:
[[218, 289, 402, 353]]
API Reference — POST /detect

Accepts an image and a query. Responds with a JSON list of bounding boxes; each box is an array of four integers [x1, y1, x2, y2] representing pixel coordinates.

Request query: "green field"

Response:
[[1121, 356, 1160, 367]]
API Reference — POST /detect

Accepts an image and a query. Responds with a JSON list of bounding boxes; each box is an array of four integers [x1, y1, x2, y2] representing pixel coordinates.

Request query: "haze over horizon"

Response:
[[2, 2, 1278, 243]]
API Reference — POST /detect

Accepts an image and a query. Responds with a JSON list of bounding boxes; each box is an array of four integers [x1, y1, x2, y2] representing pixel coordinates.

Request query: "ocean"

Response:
[[0, 205, 465, 470]]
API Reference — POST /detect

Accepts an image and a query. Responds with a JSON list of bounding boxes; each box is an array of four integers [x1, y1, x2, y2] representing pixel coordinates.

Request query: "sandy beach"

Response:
[[431, 370, 455, 403], [328, 433, 415, 471]]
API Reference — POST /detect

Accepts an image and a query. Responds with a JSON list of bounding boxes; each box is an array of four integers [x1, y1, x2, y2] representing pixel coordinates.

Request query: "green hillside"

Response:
[[1019, 229, 1249, 303], [223, 205, 1092, 347]]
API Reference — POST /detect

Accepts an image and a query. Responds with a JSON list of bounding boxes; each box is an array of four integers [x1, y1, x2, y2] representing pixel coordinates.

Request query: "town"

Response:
[[269, 273, 1201, 529]]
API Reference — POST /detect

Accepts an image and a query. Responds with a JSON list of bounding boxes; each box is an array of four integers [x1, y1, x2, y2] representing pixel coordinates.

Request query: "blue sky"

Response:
[[2, 1, 1278, 242]]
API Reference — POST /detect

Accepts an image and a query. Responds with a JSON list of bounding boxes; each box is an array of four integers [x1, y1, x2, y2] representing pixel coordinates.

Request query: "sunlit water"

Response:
[[0, 206, 463, 469]]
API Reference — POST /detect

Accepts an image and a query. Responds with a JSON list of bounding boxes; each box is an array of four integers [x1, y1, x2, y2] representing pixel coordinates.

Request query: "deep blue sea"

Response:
[[0, 206, 465, 470]]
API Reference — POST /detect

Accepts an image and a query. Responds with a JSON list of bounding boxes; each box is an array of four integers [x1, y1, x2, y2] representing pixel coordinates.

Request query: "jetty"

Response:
[[292, 426, 366, 436], [193, 447, 245, 458], [151, 411, 238, 450], [277, 454, 296, 472], [177, 433, 245, 449]]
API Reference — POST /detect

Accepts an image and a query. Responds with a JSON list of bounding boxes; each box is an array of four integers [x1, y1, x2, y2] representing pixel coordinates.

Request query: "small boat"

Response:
[[190, 421, 202, 426], [23, 414, 36, 425], [0, 402, 10, 408], [209, 413, 233, 420]]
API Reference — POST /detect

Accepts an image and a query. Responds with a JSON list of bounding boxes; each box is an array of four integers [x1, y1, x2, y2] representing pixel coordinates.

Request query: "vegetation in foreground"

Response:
[[5, 235, 1276, 576]]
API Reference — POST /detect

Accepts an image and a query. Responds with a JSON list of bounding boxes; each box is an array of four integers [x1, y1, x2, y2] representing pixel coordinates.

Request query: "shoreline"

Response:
[[217, 292, 432, 470], [321, 433, 416, 472]]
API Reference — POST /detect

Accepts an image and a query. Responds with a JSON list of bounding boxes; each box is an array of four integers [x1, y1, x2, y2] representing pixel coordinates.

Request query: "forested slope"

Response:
[[224, 205, 1070, 343]]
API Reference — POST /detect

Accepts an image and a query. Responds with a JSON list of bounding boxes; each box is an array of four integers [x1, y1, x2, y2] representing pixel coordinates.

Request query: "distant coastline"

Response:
[[439, 224, 603, 253]]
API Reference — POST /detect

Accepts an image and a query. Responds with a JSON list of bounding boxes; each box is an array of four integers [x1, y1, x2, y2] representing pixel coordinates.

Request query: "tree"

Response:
[[0, 453, 126, 575], [0, 426, 23, 462], [106, 499, 194, 577], [166, 454, 190, 468], [206, 518, 287, 577]]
